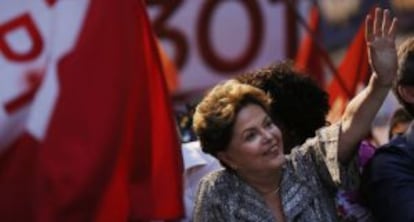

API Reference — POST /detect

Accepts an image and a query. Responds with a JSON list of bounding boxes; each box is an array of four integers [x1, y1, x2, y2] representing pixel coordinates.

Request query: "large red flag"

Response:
[[327, 20, 370, 122], [294, 6, 325, 86], [0, 0, 183, 221]]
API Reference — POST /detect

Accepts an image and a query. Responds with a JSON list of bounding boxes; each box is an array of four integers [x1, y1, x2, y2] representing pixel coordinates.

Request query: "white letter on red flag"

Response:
[[0, 0, 183, 221]]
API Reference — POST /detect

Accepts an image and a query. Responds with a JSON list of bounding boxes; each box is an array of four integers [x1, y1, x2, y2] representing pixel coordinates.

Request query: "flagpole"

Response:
[[284, 0, 298, 59], [283, 0, 353, 98]]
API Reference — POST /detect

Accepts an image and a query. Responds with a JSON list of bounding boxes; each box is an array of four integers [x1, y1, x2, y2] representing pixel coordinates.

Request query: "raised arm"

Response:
[[338, 8, 398, 163]]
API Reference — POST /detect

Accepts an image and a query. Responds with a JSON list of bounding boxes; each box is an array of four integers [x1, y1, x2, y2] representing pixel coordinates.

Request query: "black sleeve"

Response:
[[363, 147, 414, 222]]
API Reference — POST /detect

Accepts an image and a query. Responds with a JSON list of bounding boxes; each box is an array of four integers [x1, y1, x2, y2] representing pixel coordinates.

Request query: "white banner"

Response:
[[147, 1, 286, 95]]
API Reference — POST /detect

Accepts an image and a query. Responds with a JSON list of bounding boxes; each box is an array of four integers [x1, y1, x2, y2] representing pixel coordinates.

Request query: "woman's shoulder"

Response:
[[195, 170, 274, 221], [200, 169, 238, 190], [197, 169, 245, 205], [287, 123, 342, 159]]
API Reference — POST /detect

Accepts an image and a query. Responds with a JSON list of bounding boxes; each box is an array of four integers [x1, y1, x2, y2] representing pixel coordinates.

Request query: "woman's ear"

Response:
[[217, 151, 237, 170], [398, 85, 414, 104]]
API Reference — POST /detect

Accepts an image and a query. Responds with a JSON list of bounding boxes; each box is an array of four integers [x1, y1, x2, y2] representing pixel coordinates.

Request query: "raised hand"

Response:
[[365, 8, 398, 87]]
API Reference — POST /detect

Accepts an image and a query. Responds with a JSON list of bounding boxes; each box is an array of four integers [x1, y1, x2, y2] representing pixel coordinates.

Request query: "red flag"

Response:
[[327, 21, 370, 122], [0, 0, 183, 221], [294, 6, 324, 86]]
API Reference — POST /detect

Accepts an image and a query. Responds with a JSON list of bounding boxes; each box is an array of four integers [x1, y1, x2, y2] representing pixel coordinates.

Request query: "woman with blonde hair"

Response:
[[192, 8, 397, 221]]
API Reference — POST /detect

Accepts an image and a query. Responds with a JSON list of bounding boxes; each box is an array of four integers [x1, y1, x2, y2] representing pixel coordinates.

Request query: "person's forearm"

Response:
[[338, 73, 390, 163]]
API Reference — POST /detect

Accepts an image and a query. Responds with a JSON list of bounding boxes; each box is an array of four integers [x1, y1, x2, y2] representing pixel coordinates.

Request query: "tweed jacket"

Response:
[[194, 124, 356, 222]]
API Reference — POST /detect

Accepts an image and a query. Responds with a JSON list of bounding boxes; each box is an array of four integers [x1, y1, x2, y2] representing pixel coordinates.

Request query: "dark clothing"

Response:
[[363, 133, 414, 222]]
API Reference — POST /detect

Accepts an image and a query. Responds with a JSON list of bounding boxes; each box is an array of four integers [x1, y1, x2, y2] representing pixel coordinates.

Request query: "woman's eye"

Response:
[[245, 132, 256, 141], [264, 119, 273, 128]]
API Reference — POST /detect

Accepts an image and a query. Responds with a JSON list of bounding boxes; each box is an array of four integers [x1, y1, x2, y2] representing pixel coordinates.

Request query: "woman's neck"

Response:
[[237, 169, 283, 195]]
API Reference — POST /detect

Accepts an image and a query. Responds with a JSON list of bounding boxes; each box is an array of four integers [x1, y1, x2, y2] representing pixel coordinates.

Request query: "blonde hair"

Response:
[[193, 80, 271, 157]]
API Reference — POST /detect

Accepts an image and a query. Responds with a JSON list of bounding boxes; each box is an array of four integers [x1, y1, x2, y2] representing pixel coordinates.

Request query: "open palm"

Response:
[[366, 8, 398, 86]]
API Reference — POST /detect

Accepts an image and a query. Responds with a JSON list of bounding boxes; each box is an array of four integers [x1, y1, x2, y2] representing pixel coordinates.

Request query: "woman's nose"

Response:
[[261, 129, 273, 142]]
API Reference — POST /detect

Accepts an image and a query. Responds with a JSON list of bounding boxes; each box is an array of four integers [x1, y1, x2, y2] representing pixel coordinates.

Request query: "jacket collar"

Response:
[[227, 165, 316, 221]]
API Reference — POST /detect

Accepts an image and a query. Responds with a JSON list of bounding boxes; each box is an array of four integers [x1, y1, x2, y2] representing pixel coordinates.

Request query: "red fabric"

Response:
[[0, 0, 183, 221], [0, 133, 39, 221], [294, 7, 324, 86], [327, 20, 370, 119]]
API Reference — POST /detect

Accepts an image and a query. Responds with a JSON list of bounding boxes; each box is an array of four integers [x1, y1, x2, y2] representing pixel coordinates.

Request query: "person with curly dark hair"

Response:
[[236, 62, 329, 153]]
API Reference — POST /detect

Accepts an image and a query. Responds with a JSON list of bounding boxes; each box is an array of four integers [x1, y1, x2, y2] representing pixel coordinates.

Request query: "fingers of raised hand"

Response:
[[382, 9, 390, 37], [366, 8, 398, 42], [365, 15, 374, 42], [374, 8, 382, 36], [381, 9, 398, 40], [388, 17, 398, 40]]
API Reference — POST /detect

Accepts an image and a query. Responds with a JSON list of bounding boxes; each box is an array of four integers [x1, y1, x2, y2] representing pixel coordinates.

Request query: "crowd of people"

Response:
[[175, 8, 414, 222]]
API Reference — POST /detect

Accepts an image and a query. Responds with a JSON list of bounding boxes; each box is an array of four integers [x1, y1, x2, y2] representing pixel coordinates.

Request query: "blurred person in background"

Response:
[[180, 140, 222, 222], [363, 37, 414, 222], [388, 107, 413, 140]]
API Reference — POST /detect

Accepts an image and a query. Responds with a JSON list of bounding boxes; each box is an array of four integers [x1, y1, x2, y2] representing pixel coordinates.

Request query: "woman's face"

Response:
[[218, 103, 285, 176]]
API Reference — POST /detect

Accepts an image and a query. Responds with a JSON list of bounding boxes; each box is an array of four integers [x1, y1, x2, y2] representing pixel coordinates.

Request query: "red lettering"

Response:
[[147, 0, 188, 70], [197, 0, 263, 73], [5, 70, 44, 114], [0, 13, 44, 62], [45, 0, 57, 7]]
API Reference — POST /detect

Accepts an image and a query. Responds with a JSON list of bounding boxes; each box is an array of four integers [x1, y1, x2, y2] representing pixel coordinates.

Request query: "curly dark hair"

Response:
[[236, 62, 330, 153]]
